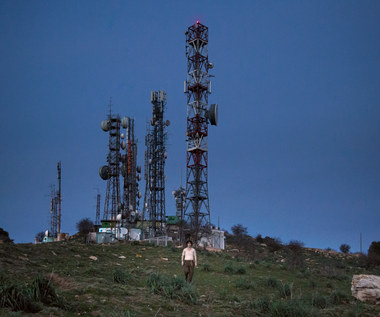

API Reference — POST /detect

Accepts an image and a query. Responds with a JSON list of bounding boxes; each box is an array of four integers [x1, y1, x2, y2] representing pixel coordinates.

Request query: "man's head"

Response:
[[186, 240, 193, 247]]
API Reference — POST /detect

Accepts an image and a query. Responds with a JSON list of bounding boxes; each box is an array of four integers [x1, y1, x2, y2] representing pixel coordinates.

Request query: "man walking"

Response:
[[181, 240, 197, 282]]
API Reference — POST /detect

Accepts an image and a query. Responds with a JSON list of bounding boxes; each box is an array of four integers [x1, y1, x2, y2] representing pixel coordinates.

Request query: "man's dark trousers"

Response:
[[183, 260, 194, 282]]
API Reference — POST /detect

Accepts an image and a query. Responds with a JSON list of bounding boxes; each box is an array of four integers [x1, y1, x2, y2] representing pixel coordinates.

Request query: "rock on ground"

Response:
[[351, 274, 380, 305]]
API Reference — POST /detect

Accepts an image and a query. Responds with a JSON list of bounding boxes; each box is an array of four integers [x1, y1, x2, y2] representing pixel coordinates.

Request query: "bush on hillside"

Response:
[[255, 234, 264, 243], [368, 241, 380, 265], [0, 228, 13, 243], [229, 224, 255, 253], [35, 232, 45, 243], [288, 240, 305, 253], [264, 236, 283, 252], [76, 218, 94, 235], [339, 244, 350, 254]]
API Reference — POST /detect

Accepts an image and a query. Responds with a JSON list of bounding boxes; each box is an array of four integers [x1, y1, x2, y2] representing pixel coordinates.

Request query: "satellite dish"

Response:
[[121, 117, 130, 129], [208, 104, 218, 126], [138, 192, 142, 198], [165, 120, 170, 126], [208, 62, 214, 69], [137, 166, 141, 173], [137, 174, 141, 181], [101, 120, 110, 132], [99, 165, 110, 180], [164, 152, 168, 159], [121, 141, 126, 150], [120, 133, 125, 139], [45, 230, 49, 237], [116, 213, 122, 221]]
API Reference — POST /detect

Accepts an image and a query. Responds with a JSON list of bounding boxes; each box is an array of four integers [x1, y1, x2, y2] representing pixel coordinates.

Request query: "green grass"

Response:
[[1, 240, 380, 316]]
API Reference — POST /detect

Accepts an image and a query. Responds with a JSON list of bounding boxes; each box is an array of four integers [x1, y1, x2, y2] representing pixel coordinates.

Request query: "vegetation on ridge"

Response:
[[0, 231, 380, 316]]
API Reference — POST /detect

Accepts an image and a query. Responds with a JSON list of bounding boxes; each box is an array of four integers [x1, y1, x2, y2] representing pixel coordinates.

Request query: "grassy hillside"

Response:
[[1, 238, 380, 316]]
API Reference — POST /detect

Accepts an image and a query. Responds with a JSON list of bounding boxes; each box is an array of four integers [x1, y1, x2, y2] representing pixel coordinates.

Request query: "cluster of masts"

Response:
[[45, 21, 221, 246], [95, 21, 220, 244], [99, 91, 170, 239]]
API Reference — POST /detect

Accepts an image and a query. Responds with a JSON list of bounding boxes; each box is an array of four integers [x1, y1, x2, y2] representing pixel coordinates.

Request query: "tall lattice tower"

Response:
[[95, 193, 101, 226], [49, 161, 62, 238], [184, 21, 218, 242], [99, 107, 122, 225], [143, 91, 170, 237], [120, 117, 142, 225], [57, 161, 62, 234], [50, 185, 58, 238]]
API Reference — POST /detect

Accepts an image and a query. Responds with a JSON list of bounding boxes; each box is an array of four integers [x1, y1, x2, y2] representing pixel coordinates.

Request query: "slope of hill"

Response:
[[1, 239, 379, 316]]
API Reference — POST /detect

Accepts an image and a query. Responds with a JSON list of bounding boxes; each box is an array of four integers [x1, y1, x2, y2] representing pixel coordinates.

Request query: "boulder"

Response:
[[351, 274, 380, 305]]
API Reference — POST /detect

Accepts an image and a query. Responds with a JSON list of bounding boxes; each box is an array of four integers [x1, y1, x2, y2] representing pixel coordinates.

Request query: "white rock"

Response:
[[351, 274, 380, 305]]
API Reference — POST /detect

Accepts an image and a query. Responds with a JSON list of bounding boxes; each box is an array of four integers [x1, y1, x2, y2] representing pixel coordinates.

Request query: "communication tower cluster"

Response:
[[99, 105, 141, 232], [94, 22, 220, 246], [142, 91, 170, 238]]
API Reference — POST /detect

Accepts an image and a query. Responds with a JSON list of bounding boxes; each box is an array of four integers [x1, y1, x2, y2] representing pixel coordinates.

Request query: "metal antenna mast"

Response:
[[99, 103, 122, 226], [184, 21, 218, 242], [50, 185, 58, 238], [120, 117, 142, 226], [143, 91, 170, 237], [57, 161, 62, 234], [95, 193, 101, 226]]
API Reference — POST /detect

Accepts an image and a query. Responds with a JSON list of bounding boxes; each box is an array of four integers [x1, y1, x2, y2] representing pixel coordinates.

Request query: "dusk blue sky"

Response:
[[1, 1, 379, 252]]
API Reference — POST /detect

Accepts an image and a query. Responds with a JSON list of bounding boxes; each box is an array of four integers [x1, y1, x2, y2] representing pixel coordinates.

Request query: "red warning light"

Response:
[[196, 20, 199, 24]]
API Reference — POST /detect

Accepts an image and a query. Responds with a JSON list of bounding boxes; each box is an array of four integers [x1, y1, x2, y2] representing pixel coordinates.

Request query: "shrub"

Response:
[[288, 240, 305, 253], [223, 263, 246, 274], [0, 274, 65, 313], [35, 232, 45, 243], [30, 274, 57, 305], [368, 241, 380, 265], [199, 263, 211, 272], [269, 300, 313, 317], [76, 218, 94, 235], [329, 290, 350, 304], [146, 273, 197, 303], [250, 296, 270, 314], [255, 234, 264, 243], [113, 270, 131, 284], [266, 277, 279, 288], [264, 236, 283, 252], [0, 228, 13, 243], [231, 224, 248, 237], [278, 282, 292, 299], [235, 277, 254, 290], [312, 293, 328, 309], [0, 280, 41, 313], [339, 244, 350, 254], [224, 263, 235, 274], [236, 266, 247, 274]]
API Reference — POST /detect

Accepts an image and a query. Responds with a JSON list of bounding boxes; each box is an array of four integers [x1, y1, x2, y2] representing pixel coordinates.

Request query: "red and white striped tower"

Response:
[[184, 21, 218, 242]]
